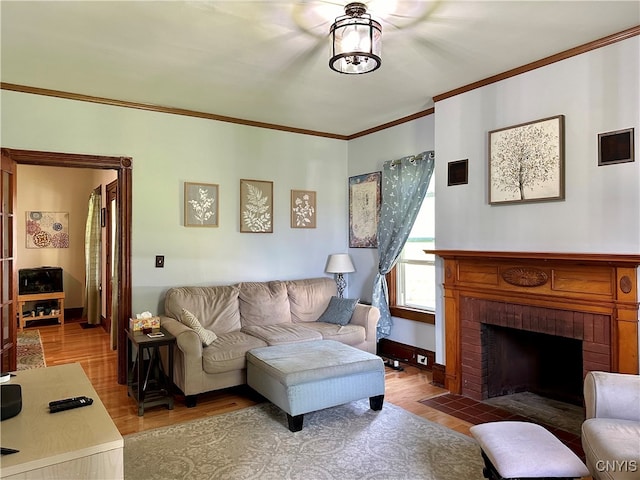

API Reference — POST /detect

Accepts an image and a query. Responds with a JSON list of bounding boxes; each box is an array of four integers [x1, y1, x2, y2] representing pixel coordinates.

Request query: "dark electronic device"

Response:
[[49, 396, 93, 413], [18, 267, 64, 295], [49, 396, 89, 408], [1, 384, 22, 421]]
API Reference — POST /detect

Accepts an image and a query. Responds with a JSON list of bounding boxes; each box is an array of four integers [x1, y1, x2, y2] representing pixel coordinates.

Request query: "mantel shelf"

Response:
[[425, 250, 640, 267]]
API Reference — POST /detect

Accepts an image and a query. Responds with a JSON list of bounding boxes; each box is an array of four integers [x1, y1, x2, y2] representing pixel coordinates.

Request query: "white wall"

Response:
[[1, 91, 349, 316], [435, 37, 639, 253], [433, 36, 640, 364], [347, 114, 437, 351]]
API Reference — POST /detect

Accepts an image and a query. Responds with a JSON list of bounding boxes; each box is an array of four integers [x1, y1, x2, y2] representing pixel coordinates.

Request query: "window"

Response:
[[387, 178, 435, 324]]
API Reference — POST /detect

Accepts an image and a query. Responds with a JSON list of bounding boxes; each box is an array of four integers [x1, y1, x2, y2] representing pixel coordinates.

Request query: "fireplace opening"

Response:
[[485, 325, 583, 405]]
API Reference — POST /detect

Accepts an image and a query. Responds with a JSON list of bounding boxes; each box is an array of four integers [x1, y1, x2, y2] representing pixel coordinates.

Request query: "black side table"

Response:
[[126, 328, 176, 416]]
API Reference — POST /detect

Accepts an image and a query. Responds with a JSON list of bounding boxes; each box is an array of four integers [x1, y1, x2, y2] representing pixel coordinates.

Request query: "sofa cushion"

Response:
[[300, 322, 366, 346], [582, 418, 640, 480], [317, 296, 359, 326], [241, 324, 322, 346], [180, 308, 217, 346], [202, 331, 268, 374], [286, 277, 336, 323], [164, 285, 241, 334], [247, 340, 382, 387], [238, 281, 291, 327]]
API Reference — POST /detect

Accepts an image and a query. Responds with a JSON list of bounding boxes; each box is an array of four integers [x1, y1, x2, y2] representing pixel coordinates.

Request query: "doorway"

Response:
[[1, 148, 132, 384]]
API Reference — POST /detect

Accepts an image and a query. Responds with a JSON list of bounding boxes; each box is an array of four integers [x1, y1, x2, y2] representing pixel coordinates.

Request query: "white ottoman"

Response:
[[246, 340, 385, 432], [470, 421, 590, 480]]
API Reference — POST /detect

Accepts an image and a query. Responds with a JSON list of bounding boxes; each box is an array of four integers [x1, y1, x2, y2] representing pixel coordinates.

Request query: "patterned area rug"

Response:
[[125, 400, 485, 480], [16, 329, 47, 370]]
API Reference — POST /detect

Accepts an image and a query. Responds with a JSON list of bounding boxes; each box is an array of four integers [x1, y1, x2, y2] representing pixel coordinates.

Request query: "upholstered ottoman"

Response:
[[470, 421, 589, 480], [246, 340, 385, 432]]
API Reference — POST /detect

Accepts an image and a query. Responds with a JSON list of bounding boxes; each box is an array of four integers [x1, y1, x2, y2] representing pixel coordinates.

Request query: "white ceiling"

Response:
[[1, 1, 638, 137]]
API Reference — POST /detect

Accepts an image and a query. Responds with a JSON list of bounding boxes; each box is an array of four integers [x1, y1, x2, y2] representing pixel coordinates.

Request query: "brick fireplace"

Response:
[[460, 297, 609, 402], [432, 251, 640, 399]]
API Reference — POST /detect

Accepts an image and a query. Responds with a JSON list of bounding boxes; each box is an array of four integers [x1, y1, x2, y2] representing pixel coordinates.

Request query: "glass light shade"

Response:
[[329, 10, 382, 74], [325, 254, 356, 274]]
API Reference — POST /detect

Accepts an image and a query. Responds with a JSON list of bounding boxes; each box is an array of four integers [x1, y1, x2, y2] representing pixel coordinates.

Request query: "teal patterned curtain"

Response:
[[372, 151, 435, 340]]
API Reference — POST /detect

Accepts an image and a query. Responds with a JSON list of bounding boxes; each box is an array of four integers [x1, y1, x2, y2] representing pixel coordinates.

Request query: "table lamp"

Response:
[[325, 254, 355, 298]]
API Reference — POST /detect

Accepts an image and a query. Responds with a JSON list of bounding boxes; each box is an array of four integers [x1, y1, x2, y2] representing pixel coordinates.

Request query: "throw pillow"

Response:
[[316, 296, 359, 326], [180, 308, 217, 346]]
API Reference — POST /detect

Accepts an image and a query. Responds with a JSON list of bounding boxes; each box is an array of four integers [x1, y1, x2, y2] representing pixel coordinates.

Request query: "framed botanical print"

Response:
[[184, 182, 219, 227], [240, 179, 273, 233], [291, 190, 316, 228], [349, 171, 381, 248]]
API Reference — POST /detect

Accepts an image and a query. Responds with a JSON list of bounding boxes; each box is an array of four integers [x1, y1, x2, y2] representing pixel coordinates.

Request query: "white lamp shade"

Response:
[[325, 254, 355, 274]]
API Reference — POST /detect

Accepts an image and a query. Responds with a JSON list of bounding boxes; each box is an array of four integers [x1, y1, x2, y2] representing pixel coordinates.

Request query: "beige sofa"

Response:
[[582, 371, 640, 480], [159, 277, 380, 406]]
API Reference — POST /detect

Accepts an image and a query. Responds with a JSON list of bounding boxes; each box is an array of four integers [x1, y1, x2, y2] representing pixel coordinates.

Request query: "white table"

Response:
[[0, 363, 123, 479]]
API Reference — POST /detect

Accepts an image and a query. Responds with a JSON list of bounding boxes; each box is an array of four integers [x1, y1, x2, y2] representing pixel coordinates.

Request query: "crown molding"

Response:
[[0, 82, 350, 140], [433, 25, 640, 103], [347, 108, 435, 140]]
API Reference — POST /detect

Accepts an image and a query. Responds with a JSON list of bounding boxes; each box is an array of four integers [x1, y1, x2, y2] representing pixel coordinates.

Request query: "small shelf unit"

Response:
[[18, 291, 65, 330]]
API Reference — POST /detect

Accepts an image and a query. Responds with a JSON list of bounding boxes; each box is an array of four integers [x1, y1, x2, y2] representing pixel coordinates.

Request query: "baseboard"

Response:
[[65, 307, 84, 321], [377, 338, 435, 371]]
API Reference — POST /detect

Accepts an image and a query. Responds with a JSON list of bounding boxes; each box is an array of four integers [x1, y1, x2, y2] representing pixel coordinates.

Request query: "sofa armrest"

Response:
[[584, 371, 640, 421], [160, 316, 203, 358], [349, 303, 380, 342]]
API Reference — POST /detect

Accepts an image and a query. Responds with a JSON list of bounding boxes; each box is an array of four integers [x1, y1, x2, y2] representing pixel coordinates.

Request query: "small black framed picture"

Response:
[[598, 128, 634, 166], [447, 159, 468, 186]]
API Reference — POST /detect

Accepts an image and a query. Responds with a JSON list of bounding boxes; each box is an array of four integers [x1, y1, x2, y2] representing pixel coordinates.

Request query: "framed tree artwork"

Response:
[[349, 171, 381, 248], [291, 190, 316, 228], [240, 179, 273, 233], [184, 182, 218, 227], [489, 115, 565, 205]]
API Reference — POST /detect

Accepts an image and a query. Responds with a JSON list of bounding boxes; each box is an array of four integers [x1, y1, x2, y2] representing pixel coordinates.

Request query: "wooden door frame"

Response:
[[1, 148, 132, 384], [1, 152, 17, 372], [104, 179, 118, 338]]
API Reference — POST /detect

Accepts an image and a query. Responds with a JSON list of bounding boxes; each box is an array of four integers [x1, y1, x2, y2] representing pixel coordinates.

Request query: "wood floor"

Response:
[[37, 321, 474, 437]]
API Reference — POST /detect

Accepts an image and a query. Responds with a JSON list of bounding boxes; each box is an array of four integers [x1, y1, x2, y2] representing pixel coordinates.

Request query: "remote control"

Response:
[[49, 396, 89, 408], [1, 447, 20, 455], [49, 397, 93, 413]]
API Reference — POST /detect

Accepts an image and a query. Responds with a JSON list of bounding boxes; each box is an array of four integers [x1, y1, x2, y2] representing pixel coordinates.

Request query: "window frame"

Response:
[[386, 266, 435, 325]]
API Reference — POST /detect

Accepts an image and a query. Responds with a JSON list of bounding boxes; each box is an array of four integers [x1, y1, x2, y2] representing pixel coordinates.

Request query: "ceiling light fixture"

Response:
[[329, 2, 382, 75]]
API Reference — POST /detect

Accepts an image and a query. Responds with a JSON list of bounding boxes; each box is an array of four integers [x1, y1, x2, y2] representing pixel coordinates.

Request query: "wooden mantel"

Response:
[[427, 250, 640, 395]]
